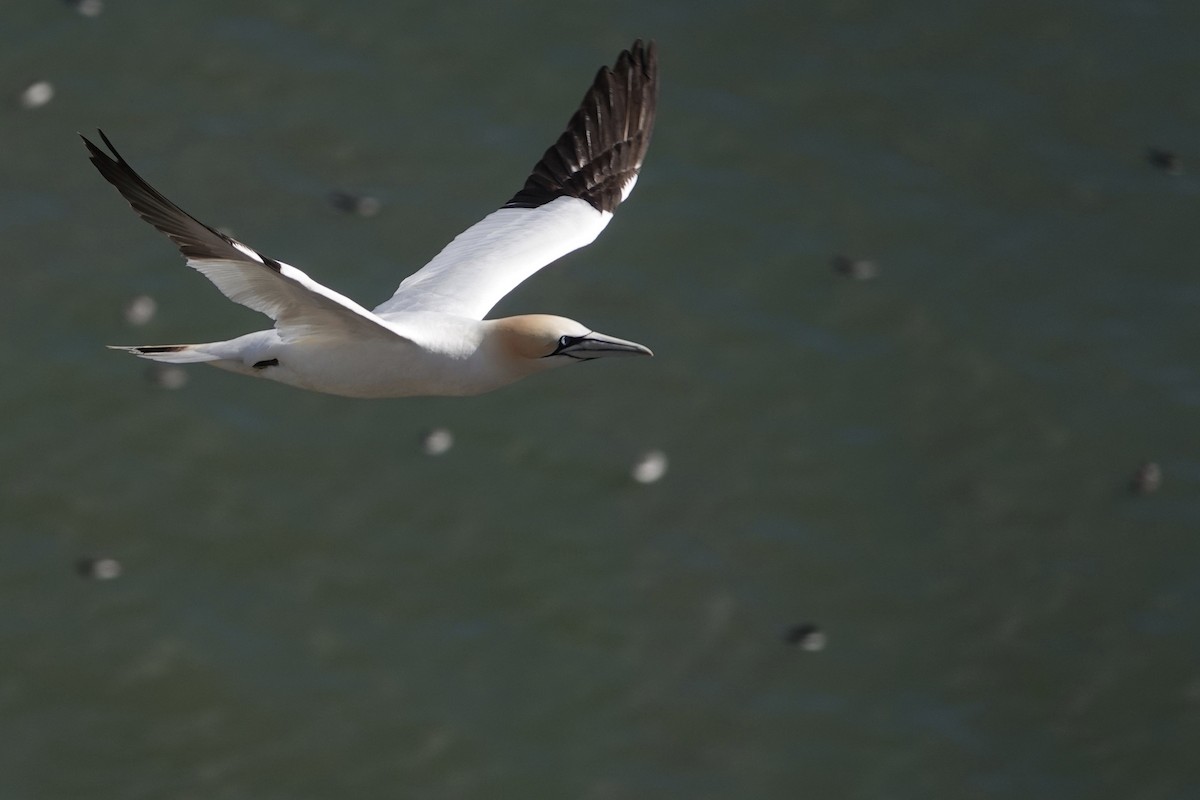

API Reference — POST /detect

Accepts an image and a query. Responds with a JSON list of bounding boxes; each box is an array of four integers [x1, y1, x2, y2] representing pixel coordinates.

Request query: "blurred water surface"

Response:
[[3, 1, 1200, 798]]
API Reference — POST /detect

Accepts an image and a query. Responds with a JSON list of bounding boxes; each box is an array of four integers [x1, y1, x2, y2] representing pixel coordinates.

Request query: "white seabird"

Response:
[[83, 40, 657, 398]]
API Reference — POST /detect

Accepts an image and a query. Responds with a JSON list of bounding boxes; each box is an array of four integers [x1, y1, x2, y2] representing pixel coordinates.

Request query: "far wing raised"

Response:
[[374, 39, 657, 320]]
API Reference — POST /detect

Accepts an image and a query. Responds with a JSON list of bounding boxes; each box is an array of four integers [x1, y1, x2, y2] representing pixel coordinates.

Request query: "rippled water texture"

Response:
[[3, 2, 1199, 797]]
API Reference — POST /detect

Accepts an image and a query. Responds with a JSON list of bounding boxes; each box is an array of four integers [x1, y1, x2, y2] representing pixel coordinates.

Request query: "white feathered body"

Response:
[[191, 314, 551, 398]]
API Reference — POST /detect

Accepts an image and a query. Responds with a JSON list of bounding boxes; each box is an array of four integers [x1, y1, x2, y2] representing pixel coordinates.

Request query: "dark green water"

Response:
[[4, 1, 1200, 797]]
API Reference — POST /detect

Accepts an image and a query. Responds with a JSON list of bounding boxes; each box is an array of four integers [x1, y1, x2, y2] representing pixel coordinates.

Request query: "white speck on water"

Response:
[[631, 449, 668, 484], [123, 294, 158, 326], [421, 427, 454, 456], [19, 81, 54, 109], [799, 628, 827, 651], [150, 365, 189, 390], [70, 0, 105, 17]]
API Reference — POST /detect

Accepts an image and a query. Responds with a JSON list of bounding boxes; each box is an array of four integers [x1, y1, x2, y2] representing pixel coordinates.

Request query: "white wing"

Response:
[[374, 39, 658, 320], [82, 131, 406, 344], [376, 198, 614, 320]]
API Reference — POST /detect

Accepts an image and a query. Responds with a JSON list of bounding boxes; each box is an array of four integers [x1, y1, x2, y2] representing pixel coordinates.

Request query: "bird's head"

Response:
[[489, 314, 653, 369]]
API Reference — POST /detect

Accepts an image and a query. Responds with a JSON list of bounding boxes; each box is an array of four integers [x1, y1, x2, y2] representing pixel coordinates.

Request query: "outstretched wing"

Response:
[[373, 39, 658, 321], [82, 130, 406, 344]]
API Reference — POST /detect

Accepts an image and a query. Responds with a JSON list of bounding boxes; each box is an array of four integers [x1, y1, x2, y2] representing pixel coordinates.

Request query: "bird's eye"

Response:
[[543, 334, 578, 358]]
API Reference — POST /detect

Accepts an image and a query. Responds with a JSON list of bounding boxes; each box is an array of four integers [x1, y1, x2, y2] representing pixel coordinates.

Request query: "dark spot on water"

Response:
[[1147, 147, 1183, 176], [1129, 461, 1162, 495], [328, 190, 381, 217], [75, 556, 121, 580], [832, 255, 878, 281], [784, 622, 826, 651]]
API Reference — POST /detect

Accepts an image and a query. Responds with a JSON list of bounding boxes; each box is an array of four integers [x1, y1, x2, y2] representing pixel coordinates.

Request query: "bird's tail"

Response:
[[107, 344, 222, 364]]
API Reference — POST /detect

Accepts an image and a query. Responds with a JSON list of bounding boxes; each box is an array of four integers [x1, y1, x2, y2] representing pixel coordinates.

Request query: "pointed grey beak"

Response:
[[552, 331, 654, 360]]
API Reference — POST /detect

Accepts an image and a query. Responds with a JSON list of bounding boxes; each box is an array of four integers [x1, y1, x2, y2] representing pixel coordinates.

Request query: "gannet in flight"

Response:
[[83, 40, 657, 398]]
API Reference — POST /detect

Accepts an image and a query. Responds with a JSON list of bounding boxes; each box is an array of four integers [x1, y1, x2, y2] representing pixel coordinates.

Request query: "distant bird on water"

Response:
[[82, 40, 657, 398]]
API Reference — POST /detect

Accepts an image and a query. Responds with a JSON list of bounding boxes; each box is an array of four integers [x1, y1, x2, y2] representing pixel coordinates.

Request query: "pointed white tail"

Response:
[[107, 344, 220, 364]]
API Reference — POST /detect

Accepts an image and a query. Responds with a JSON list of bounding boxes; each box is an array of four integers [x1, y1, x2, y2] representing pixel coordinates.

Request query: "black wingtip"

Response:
[[504, 39, 659, 214], [80, 129, 117, 170], [80, 128, 279, 267], [97, 128, 121, 159], [81, 128, 119, 160]]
